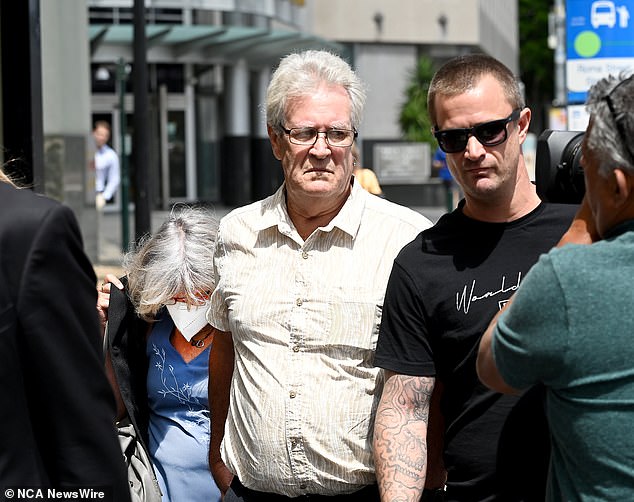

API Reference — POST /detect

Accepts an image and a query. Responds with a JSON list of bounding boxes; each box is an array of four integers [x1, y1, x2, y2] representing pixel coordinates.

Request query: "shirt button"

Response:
[[300, 484, 307, 490], [296, 298, 303, 306], [293, 345, 300, 352], [301, 251, 309, 259], [289, 391, 297, 398]]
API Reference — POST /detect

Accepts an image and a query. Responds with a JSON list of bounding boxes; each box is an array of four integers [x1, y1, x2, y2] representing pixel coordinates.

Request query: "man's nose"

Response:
[[464, 134, 486, 159], [310, 133, 331, 155]]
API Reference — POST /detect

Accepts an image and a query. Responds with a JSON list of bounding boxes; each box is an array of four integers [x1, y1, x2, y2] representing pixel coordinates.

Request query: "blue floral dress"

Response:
[[146, 313, 221, 501]]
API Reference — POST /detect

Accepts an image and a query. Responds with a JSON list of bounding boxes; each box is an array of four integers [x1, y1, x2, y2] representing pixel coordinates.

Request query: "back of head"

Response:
[[124, 205, 219, 321], [266, 50, 366, 132], [585, 74, 634, 177], [427, 53, 524, 126]]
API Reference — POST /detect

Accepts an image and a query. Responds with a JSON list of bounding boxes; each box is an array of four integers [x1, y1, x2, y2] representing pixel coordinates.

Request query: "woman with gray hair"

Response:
[[99, 205, 221, 502]]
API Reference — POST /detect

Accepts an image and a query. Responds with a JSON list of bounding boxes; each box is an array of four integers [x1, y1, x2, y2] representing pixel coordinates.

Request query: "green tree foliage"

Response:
[[400, 2, 554, 137], [519, 0, 555, 130], [399, 56, 436, 145]]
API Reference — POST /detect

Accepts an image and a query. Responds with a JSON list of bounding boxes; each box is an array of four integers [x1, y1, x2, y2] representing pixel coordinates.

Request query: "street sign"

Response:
[[566, 0, 634, 103]]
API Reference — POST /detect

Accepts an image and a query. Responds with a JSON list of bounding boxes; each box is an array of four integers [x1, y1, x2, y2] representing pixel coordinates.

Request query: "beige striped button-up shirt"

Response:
[[208, 181, 431, 497]]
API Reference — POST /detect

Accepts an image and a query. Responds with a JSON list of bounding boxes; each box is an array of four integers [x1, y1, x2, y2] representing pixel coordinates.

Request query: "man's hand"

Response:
[[210, 458, 234, 495], [208, 330, 235, 496], [557, 196, 598, 246], [96, 193, 106, 210]]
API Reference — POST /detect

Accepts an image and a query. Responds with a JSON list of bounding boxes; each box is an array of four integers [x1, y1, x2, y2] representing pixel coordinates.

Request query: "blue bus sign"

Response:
[[566, 0, 634, 103]]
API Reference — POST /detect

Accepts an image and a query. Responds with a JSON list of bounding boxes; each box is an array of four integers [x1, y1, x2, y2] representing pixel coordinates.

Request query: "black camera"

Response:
[[535, 129, 585, 204]]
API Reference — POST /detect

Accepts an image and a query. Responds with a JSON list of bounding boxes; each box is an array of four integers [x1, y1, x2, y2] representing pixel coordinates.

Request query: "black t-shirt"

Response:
[[375, 201, 578, 501]]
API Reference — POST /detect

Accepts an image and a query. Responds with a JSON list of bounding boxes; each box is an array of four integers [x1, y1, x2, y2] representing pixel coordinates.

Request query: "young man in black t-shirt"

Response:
[[372, 54, 577, 502]]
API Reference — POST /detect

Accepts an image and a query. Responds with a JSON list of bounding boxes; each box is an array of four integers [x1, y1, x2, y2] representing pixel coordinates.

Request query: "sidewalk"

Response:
[[93, 203, 448, 282]]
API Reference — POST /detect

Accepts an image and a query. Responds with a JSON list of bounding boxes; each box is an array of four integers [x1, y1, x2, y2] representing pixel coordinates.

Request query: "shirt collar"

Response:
[[255, 179, 365, 239], [603, 219, 634, 240]]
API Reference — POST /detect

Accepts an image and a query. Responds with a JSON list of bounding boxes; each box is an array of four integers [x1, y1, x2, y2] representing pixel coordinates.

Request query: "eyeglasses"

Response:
[[281, 126, 358, 147], [603, 76, 634, 163], [164, 290, 211, 307], [434, 109, 522, 153]]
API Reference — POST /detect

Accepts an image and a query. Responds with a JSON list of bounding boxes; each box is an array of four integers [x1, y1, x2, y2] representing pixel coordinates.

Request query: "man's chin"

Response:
[[303, 184, 337, 196], [460, 178, 500, 199], [299, 179, 350, 198], [303, 176, 337, 189]]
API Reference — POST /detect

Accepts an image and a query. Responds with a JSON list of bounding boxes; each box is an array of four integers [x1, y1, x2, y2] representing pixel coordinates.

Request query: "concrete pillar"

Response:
[[185, 63, 197, 200], [0, 0, 44, 189], [221, 59, 251, 205], [251, 67, 281, 200], [40, 0, 97, 261]]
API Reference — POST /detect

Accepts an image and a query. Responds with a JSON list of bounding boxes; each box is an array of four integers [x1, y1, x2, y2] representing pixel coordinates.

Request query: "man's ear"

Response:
[[613, 168, 632, 206], [517, 107, 531, 144], [268, 125, 283, 160]]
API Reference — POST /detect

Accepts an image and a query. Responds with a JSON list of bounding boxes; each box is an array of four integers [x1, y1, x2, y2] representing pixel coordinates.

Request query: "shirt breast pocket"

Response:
[[327, 298, 382, 352]]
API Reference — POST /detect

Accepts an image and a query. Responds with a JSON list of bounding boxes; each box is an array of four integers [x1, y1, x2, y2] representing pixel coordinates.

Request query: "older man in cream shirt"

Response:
[[206, 50, 431, 501]]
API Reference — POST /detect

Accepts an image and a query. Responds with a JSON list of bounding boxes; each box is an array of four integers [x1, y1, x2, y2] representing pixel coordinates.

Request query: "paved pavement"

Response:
[[94, 203, 448, 282]]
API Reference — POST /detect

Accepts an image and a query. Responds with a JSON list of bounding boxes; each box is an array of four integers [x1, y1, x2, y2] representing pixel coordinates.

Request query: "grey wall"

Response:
[[40, 0, 97, 261]]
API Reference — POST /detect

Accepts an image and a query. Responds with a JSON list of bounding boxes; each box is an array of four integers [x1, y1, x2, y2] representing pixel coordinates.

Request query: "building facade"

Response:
[[88, 0, 342, 210], [4, 0, 518, 262], [308, 0, 519, 204], [86, 0, 518, 209]]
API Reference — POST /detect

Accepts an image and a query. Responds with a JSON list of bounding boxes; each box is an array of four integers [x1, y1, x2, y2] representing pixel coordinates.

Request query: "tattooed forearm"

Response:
[[373, 373, 435, 502]]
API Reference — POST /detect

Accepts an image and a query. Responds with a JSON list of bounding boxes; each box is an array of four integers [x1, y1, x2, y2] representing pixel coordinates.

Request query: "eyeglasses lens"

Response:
[[475, 119, 508, 145], [292, 129, 317, 143], [288, 128, 355, 147], [436, 109, 520, 153], [165, 290, 211, 307], [438, 131, 467, 153], [438, 119, 508, 153]]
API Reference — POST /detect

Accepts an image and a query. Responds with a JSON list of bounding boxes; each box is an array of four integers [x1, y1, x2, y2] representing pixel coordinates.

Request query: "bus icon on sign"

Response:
[[591, 0, 617, 28]]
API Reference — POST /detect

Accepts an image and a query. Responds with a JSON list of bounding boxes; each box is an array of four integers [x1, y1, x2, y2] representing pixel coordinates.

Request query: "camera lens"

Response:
[[535, 130, 585, 204]]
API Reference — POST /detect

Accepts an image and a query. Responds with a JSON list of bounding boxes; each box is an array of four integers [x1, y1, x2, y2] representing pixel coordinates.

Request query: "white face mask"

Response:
[[166, 301, 211, 342]]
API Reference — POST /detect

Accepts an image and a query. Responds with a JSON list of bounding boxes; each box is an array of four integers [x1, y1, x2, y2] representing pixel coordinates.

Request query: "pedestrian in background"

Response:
[[432, 145, 460, 211], [207, 49, 432, 501], [351, 142, 384, 197], [94, 120, 120, 210], [0, 171, 130, 500]]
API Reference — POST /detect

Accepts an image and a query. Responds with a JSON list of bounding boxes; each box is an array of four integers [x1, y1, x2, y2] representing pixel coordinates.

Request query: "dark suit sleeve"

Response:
[[17, 203, 130, 499]]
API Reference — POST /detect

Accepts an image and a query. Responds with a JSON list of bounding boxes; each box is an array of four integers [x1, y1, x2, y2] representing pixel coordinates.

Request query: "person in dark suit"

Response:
[[0, 172, 130, 501]]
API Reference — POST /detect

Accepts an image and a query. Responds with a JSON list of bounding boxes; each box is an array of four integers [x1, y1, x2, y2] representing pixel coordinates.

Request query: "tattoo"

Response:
[[374, 374, 434, 501]]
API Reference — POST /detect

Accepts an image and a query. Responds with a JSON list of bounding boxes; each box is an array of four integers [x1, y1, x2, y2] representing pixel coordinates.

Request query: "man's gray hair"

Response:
[[124, 205, 219, 321], [585, 73, 634, 178], [266, 50, 366, 133]]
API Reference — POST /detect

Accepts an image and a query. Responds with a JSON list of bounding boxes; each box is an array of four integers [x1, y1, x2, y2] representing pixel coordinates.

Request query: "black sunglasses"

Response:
[[434, 108, 522, 154], [603, 76, 634, 164]]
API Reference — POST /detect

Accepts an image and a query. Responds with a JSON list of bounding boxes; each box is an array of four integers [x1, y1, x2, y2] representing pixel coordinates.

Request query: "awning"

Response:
[[89, 24, 344, 67]]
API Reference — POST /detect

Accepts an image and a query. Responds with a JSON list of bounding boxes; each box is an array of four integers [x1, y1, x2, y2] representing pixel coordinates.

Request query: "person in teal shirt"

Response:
[[478, 73, 634, 501]]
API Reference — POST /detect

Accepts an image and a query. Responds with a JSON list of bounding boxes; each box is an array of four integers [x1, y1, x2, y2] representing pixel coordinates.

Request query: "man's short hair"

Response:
[[427, 53, 524, 127]]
